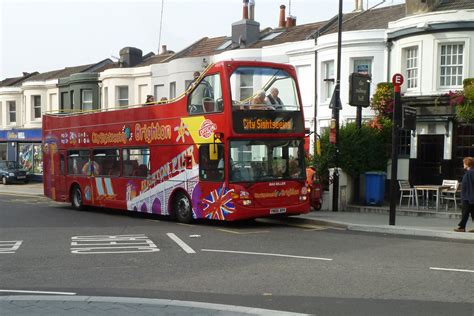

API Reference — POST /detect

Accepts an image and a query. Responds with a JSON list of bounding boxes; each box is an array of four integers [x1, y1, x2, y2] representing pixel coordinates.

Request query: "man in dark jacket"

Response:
[[455, 157, 474, 232], [266, 87, 283, 109]]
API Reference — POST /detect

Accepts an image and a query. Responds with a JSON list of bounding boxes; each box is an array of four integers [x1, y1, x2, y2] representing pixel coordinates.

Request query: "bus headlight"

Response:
[[242, 199, 252, 205], [299, 196, 307, 201]]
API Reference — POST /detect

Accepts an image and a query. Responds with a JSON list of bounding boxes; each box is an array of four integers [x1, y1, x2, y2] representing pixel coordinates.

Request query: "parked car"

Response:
[[0, 161, 29, 184]]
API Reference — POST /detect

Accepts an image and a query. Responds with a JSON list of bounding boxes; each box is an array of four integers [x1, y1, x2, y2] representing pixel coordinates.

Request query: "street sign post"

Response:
[[389, 73, 404, 226]]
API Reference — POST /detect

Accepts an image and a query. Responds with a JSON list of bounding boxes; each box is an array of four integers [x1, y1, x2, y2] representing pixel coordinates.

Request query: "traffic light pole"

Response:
[[332, 0, 343, 213]]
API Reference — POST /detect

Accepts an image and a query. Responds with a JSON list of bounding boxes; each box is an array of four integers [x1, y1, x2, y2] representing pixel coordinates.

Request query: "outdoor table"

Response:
[[414, 185, 450, 212]]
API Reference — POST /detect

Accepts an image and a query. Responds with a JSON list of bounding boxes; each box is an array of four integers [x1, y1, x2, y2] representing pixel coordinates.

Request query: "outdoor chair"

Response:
[[398, 180, 416, 207], [441, 180, 460, 211]]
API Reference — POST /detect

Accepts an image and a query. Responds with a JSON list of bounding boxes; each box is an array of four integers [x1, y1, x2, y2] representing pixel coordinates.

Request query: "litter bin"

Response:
[[365, 171, 386, 205]]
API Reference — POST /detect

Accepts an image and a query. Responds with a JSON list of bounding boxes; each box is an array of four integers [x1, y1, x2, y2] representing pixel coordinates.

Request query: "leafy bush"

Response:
[[371, 83, 394, 119], [311, 119, 392, 189]]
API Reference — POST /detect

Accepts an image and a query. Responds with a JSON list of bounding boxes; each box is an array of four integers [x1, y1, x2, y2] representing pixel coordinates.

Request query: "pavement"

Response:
[[1, 183, 472, 315]]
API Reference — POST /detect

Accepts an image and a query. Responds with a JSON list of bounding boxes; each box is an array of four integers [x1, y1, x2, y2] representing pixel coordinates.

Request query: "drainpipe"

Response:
[[386, 40, 393, 82], [313, 44, 318, 158]]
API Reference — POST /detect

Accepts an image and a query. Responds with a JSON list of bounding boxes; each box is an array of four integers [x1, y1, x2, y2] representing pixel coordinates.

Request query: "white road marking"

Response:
[[70, 234, 159, 254], [166, 233, 196, 254], [201, 249, 333, 261], [0, 290, 76, 295], [0, 240, 23, 254], [430, 267, 474, 273]]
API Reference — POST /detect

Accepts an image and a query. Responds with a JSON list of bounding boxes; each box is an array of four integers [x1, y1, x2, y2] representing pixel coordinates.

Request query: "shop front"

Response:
[[0, 129, 43, 181]]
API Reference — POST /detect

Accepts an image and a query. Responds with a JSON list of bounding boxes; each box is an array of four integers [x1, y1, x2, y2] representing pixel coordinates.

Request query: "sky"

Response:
[[0, 0, 405, 80]]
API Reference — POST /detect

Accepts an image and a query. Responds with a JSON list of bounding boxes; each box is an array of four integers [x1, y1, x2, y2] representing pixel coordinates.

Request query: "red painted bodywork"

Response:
[[42, 60, 310, 221]]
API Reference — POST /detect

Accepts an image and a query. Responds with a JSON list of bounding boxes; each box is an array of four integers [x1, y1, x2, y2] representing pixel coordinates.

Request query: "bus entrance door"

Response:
[[56, 151, 68, 201]]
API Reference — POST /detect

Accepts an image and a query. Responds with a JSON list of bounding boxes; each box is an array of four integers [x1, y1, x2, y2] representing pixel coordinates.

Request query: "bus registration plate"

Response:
[[270, 208, 286, 214]]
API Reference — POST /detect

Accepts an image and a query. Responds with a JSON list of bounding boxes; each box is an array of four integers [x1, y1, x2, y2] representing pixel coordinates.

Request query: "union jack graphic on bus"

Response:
[[203, 184, 235, 220]]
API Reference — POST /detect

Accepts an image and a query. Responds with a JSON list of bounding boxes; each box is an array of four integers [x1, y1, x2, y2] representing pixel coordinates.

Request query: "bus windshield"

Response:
[[230, 67, 300, 111], [229, 139, 305, 182]]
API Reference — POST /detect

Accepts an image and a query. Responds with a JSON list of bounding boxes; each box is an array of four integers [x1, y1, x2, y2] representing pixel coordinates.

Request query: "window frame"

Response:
[[404, 46, 419, 90], [7, 100, 16, 124], [322, 60, 335, 102], [122, 147, 150, 178], [32, 95, 42, 119], [116, 86, 129, 107], [81, 89, 93, 111], [439, 42, 464, 89]]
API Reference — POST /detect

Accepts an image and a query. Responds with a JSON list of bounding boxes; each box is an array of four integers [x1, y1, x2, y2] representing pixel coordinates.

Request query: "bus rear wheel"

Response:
[[71, 185, 84, 211], [173, 192, 193, 223]]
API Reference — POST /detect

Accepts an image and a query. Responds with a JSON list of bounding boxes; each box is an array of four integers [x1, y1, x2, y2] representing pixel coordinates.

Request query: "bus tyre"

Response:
[[71, 185, 84, 211], [173, 192, 193, 223]]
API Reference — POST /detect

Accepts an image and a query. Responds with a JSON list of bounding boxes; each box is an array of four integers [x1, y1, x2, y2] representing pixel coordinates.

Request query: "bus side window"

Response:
[[187, 73, 222, 115], [199, 144, 224, 181]]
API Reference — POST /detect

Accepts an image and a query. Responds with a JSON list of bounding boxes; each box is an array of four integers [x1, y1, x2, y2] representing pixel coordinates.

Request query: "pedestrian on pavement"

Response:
[[454, 156, 474, 232]]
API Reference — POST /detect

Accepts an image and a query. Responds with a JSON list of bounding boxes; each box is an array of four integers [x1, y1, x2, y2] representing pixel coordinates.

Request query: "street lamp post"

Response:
[[332, 0, 343, 212]]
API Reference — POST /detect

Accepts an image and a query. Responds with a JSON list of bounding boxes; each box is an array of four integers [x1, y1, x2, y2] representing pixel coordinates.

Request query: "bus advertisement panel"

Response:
[[42, 60, 309, 222]]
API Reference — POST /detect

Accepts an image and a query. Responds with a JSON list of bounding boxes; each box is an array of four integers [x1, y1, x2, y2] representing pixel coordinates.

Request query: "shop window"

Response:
[[19, 143, 43, 174]]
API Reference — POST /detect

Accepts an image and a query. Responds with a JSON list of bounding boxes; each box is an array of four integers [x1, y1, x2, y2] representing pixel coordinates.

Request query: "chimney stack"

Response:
[[249, 0, 255, 21], [161, 45, 167, 54], [278, 5, 286, 28], [286, 16, 296, 28], [354, 0, 364, 12], [243, 0, 249, 19]]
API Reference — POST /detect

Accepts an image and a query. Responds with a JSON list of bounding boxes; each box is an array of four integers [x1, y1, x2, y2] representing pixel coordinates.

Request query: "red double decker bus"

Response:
[[42, 60, 309, 222]]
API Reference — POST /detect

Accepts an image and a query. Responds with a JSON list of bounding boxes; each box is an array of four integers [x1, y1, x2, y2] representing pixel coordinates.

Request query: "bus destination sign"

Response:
[[243, 118, 293, 131], [233, 111, 304, 134]]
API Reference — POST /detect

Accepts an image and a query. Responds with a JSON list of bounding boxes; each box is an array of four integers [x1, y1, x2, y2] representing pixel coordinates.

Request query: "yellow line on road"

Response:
[[217, 229, 270, 235]]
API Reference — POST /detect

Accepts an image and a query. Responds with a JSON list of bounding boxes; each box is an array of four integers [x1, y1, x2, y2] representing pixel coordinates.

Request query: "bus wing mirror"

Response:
[[209, 144, 218, 161]]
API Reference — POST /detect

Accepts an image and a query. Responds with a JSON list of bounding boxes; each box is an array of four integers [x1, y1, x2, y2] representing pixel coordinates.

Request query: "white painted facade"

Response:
[[21, 80, 58, 129], [0, 87, 23, 129]]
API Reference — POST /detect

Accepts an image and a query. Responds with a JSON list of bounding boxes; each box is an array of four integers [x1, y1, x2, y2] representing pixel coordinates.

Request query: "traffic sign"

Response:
[[349, 73, 371, 108], [392, 73, 404, 86]]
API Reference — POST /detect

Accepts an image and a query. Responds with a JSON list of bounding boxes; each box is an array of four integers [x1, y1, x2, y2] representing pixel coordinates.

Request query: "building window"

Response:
[[60, 92, 68, 111], [82, 89, 93, 111], [33, 95, 41, 119], [353, 58, 372, 75], [322, 60, 335, 101], [398, 130, 411, 157], [405, 47, 418, 89], [169, 82, 176, 99], [154, 84, 164, 100], [104, 87, 108, 108], [70, 90, 75, 109], [239, 70, 253, 100], [440, 43, 464, 87], [117, 86, 129, 106], [7, 101, 16, 124]]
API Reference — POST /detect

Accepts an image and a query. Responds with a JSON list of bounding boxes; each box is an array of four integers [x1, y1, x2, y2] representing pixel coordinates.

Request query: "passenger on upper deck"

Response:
[[250, 90, 274, 110], [265, 87, 283, 109]]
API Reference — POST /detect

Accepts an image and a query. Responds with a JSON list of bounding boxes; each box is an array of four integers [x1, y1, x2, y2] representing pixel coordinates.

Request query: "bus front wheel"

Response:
[[173, 192, 193, 223], [71, 185, 84, 211]]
